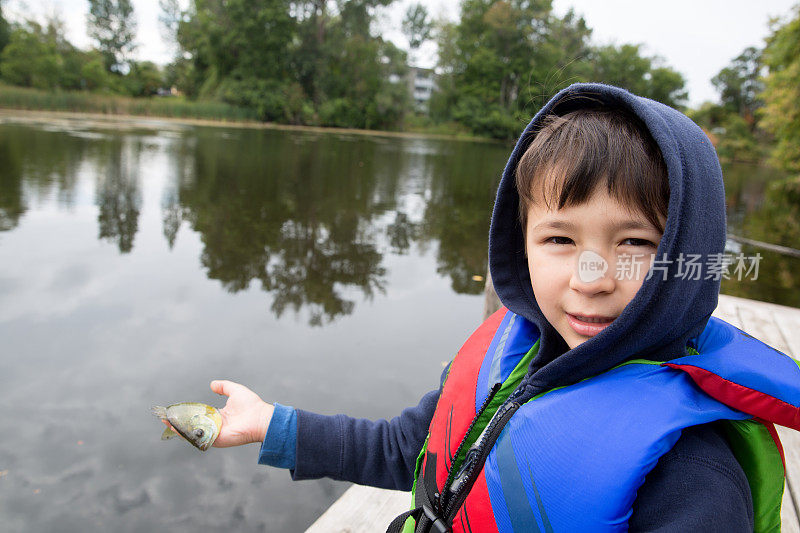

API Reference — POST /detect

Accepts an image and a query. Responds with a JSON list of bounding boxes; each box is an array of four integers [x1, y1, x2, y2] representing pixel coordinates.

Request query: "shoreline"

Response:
[[0, 107, 502, 144]]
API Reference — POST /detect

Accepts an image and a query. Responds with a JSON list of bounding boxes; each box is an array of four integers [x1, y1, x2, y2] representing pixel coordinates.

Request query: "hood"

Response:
[[488, 83, 726, 393]]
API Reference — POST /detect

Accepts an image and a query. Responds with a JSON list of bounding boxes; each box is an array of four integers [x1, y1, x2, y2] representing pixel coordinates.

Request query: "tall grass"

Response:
[[0, 83, 259, 122]]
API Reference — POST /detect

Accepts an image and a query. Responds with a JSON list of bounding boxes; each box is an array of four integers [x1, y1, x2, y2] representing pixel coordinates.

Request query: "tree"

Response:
[[0, 2, 10, 57], [125, 60, 163, 96], [176, 0, 295, 93], [590, 44, 687, 109], [0, 22, 63, 89], [158, 0, 181, 53], [646, 64, 688, 109], [711, 46, 764, 126], [759, 6, 800, 174], [87, 0, 138, 73], [433, 0, 593, 138], [402, 3, 432, 64], [80, 51, 111, 90]]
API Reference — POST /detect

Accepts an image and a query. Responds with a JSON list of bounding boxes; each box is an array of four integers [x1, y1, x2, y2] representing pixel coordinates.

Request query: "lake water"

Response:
[[0, 114, 797, 532]]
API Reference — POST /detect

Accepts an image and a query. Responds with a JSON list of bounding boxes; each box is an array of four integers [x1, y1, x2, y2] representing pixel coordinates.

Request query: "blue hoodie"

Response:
[[262, 84, 754, 531]]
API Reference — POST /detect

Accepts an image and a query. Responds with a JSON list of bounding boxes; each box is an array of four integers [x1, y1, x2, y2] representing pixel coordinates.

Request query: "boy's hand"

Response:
[[209, 380, 274, 448]]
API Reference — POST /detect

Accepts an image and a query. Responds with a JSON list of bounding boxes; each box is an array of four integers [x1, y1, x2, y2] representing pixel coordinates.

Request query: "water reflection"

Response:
[[722, 160, 800, 307], [96, 138, 142, 253], [0, 124, 86, 230], [0, 120, 508, 327], [170, 129, 393, 325], [0, 119, 797, 315], [722, 169, 800, 306], [163, 129, 506, 323]]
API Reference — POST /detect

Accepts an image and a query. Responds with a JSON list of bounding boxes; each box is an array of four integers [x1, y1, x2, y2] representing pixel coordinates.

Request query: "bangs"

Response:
[[516, 109, 669, 233]]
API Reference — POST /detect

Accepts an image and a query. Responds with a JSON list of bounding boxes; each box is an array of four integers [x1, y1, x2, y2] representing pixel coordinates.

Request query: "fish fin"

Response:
[[161, 426, 179, 440], [151, 406, 168, 418]]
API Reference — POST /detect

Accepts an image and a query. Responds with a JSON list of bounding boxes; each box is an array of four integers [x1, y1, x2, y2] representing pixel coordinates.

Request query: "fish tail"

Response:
[[151, 405, 168, 418]]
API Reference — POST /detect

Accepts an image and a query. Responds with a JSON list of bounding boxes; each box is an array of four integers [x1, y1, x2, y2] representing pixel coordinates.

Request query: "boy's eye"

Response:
[[621, 238, 657, 247], [545, 236, 573, 245]]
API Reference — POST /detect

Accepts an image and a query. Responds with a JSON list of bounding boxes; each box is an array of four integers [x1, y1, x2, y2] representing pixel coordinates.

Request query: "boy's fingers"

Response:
[[210, 379, 234, 397]]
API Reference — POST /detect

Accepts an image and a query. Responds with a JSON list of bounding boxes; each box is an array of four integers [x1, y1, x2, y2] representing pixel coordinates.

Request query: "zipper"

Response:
[[442, 397, 522, 520], [448, 384, 527, 492], [435, 382, 502, 512]]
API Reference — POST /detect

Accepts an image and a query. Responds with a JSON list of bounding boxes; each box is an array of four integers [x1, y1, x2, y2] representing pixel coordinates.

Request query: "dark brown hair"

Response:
[[515, 108, 669, 232]]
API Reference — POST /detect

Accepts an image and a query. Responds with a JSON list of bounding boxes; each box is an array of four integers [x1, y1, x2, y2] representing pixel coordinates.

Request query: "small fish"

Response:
[[151, 403, 222, 451]]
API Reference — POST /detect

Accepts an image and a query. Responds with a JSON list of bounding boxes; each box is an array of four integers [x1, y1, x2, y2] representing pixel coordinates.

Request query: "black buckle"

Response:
[[422, 505, 451, 533]]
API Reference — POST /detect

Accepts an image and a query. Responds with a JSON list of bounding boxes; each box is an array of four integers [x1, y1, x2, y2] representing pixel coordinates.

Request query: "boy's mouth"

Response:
[[567, 313, 616, 336]]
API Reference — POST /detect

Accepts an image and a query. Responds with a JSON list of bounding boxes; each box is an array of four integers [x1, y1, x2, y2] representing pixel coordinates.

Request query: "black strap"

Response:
[[391, 383, 531, 532], [386, 505, 451, 533], [386, 506, 422, 533]]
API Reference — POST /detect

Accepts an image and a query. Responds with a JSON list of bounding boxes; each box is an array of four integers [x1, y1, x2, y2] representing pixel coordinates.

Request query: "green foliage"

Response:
[[0, 4, 10, 56], [711, 46, 763, 122], [216, 78, 289, 122], [0, 82, 256, 121], [690, 44, 773, 164], [760, 5, 800, 175], [124, 61, 163, 96], [87, 0, 137, 73], [715, 113, 764, 163], [319, 98, 361, 128], [177, 0, 295, 89], [589, 44, 687, 108], [452, 96, 521, 139], [1, 23, 63, 89], [431, 1, 685, 137], [402, 3, 432, 57], [80, 53, 111, 91], [166, 0, 409, 129], [0, 0, 704, 139], [0, 17, 130, 93]]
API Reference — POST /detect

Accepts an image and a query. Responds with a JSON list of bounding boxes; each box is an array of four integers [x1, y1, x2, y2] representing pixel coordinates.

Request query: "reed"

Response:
[[0, 84, 258, 122]]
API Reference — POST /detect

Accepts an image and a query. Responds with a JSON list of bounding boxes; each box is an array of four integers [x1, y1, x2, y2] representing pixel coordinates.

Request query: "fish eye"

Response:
[[194, 428, 205, 438]]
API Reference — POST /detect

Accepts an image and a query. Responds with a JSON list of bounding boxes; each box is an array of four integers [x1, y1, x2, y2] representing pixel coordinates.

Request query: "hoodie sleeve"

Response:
[[289, 364, 449, 490], [629, 423, 754, 532], [290, 389, 438, 490]]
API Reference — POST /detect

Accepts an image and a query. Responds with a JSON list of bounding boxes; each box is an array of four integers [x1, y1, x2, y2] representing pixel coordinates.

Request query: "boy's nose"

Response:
[[571, 251, 616, 294], [569, 272, 615, 295]]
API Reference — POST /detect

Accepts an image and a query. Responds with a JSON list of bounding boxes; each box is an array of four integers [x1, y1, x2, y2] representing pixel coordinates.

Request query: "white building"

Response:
[[407, 66, 437, 113]]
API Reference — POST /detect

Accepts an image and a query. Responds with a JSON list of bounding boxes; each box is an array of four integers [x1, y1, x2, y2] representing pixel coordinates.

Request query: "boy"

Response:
[[199, 84, 800, 531]]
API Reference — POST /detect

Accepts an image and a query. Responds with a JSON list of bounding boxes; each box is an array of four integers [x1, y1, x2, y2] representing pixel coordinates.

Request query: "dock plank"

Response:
[[735, 303, 792, 356], [714, 294, 745, 328], [305, 484, 408, 533], [778, 426, 800, 532], [773, 309, 800, 359], [782, 479, 800, 533]]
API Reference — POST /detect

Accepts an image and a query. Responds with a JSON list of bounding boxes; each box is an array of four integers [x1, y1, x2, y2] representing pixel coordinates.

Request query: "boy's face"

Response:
[[524, 187, 665, 350]]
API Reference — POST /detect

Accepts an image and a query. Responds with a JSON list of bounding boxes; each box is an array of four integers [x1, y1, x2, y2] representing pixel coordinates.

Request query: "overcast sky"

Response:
[[8, 0, 799, 107]]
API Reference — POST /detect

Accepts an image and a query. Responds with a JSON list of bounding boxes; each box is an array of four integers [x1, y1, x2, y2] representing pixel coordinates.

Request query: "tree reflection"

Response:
[[0, 124, 86, 231], [95, 139, 142, 254], [172, 129, 390, 325], [0, 129, 25, 231], [162, 190, 183, 250], [420, 141, 508, 294], [722, 173, 800, 306], [386, 211, 418, 254]]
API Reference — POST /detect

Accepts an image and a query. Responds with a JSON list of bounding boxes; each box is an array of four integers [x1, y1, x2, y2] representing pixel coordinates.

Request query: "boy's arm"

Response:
[[629, 423, 754, 532], [290, 388, 439, 490], [288, 363, 450, 490]]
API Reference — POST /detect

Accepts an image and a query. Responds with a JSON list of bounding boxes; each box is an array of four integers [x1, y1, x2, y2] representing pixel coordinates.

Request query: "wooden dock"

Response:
[[306, 293, 800, 532]]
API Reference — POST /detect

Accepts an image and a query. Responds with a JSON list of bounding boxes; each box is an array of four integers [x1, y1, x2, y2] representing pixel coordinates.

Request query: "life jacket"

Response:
[[396, 308, 800, 533]]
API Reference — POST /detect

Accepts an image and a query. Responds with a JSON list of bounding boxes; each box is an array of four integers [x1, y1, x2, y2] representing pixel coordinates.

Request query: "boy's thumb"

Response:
[[210, 380, 231, 396]]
